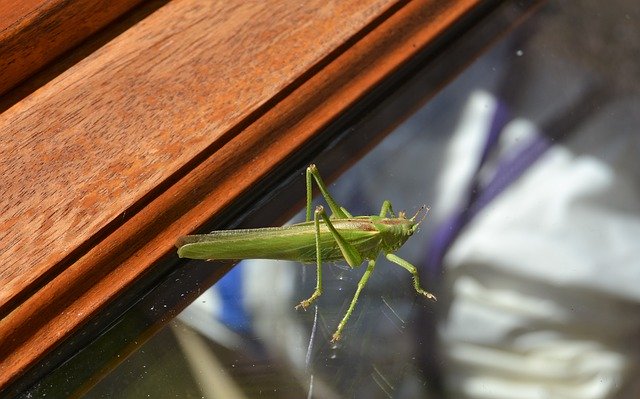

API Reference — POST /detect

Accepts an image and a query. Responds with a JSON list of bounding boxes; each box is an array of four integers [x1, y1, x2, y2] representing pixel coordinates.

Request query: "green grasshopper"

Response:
[[177, 164, 436, 342]]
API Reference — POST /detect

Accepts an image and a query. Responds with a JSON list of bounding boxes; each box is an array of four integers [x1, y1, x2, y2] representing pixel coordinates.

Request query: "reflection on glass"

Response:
[[87, 1, 640, 398]]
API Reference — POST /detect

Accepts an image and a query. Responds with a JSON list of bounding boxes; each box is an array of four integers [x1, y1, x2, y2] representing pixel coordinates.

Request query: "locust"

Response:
[[177, 164, 436, 342]]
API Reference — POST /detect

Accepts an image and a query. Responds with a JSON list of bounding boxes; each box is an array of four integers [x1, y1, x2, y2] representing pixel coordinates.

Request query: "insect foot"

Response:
[[295, 300, 312, 310], [412, 276, 437, 301], [420, 290, 437, 301]]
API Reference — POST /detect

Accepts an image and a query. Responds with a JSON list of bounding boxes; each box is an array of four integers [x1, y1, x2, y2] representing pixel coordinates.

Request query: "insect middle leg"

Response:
[[331, 258, 376, 342], [378, 200, 396, 217]]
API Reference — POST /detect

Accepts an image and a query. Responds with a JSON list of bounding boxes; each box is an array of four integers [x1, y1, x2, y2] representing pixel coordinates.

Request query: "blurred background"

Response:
[[86, 0, 640, 398]]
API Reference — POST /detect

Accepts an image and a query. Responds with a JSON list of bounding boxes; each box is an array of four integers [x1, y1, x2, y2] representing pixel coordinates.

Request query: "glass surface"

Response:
[[86, 1, 640, 398]]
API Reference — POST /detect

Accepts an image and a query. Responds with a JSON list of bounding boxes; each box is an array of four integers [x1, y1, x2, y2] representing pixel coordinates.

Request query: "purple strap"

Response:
[[426, 101, 552, 277]]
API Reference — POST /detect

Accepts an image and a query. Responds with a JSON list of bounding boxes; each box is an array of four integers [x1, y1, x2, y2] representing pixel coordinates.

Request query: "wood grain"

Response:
[[0, 0, 482, 391], [0, 0, 146, 96]]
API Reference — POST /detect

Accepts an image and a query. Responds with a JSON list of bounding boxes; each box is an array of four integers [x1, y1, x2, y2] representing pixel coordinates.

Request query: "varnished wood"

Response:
[[0, 0, 483, 391], [0, 0, 146, 96]]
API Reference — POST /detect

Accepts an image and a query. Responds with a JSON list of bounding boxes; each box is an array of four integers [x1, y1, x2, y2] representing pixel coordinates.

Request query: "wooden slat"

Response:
[[0, 0, 482, 390], [0, 0, 146, 96]]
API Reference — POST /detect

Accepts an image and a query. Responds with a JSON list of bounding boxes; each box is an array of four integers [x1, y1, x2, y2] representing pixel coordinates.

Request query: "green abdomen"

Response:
[[177, 220, 383, 264]]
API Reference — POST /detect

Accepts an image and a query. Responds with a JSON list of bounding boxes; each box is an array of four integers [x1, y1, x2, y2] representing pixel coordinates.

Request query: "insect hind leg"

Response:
[[306, 164, 349, 221], [296, 205, 327, 310], [296, 205, 362, 311]]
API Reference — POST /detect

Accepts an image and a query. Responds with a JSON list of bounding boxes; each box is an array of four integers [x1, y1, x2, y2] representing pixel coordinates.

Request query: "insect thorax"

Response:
[[375, 217, 415, 252]]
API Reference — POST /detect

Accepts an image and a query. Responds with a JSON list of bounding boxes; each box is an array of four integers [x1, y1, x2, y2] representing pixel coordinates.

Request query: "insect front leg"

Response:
[[306, 164, 352, 221], [385, 253, 437, 301]]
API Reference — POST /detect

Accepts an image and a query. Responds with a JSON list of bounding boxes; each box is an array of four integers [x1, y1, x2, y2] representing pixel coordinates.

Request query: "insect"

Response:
[[177, 164, 436, 342]]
